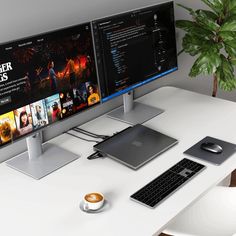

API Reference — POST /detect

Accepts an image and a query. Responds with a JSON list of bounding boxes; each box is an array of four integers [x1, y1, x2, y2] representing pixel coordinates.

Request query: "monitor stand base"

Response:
[[6, 143, 79, 180], [107, 101, 163, 125]]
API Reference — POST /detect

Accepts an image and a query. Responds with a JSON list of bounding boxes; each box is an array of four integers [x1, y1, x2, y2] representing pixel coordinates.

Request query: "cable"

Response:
[[73, 127, 109, 139], [72, 127, 110, 140], [87, 151, 105, 160], [65, 131, 106, 160], [65, 131, 100, 143], [72, 128, 100, 138], [66, 127, 131, 160]]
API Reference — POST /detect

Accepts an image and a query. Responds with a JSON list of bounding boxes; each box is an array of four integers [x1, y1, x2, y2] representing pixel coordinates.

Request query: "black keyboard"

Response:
[[130, 158, 206, 208]]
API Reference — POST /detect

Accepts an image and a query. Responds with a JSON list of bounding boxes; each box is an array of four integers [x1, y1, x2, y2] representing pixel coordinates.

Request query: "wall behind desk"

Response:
[[0, 0, 235, 161]]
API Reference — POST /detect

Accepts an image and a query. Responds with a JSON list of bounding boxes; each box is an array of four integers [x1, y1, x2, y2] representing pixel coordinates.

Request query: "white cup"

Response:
[[83, 192, 104, 211]]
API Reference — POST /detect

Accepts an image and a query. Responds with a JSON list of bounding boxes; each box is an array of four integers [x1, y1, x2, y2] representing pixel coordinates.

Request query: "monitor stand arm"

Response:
[[107, 90, 163, 125], [123, 91, 134, 113], [6, 131, 79, 180], [27, 132, 43, 160]]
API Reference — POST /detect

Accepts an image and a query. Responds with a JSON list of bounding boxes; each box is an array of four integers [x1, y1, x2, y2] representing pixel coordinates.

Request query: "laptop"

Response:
[[94, 124, 178, 169]]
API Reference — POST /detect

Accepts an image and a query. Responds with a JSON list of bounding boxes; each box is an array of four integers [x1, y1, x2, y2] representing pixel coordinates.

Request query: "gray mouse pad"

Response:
[[184, 136, 236, 165]]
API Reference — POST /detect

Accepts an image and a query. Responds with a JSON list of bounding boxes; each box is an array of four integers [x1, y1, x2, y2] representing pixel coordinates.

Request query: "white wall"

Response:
[[0, 0, 235, 161]]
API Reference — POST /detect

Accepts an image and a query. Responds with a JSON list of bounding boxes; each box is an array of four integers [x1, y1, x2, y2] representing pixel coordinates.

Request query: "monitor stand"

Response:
[[107, 91, 163, 125], [6, 132, 79, 180]]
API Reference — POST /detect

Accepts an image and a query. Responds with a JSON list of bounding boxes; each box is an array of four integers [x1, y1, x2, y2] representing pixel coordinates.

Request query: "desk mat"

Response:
[[184, 136, 236, 165]]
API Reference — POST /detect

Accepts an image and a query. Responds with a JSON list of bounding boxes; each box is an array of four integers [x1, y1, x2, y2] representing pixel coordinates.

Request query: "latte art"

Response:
[[85, 193, 103, 203]]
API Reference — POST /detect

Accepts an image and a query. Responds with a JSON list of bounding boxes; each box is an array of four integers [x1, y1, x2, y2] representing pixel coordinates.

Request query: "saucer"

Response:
[[79, 200, 110, 214]]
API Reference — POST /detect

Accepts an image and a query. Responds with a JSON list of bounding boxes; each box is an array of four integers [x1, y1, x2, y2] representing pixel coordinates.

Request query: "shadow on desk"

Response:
[[160, 169, 236, 236]]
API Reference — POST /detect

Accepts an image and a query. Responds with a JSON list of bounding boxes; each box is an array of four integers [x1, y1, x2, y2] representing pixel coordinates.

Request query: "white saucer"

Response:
[[79, 200, 110, 213]]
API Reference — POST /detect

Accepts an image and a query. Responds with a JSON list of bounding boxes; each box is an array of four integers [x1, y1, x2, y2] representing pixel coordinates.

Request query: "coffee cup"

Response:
[[83, 192, 104, 211]]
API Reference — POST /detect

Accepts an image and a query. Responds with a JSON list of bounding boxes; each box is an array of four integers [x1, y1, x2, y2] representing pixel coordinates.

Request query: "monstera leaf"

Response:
[[177, 0, 236, 96]]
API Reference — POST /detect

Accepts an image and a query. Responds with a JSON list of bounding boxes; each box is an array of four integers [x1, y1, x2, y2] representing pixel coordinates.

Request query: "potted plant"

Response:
[[176, 0, 236, 97]]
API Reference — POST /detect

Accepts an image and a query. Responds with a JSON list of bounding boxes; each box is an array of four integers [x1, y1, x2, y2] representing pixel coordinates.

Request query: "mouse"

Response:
[[200, 142, 223, 154]]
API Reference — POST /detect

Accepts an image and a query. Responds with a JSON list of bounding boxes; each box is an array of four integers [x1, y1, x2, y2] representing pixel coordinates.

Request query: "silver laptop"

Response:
[[94, 124, 178, 169]]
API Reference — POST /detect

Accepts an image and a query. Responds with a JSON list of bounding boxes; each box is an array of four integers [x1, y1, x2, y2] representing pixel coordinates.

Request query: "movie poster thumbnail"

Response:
[[86, 82, 100, 106], [72, 82, 89, 111], [0, 112, 17, 145], [44, 94, 62, 123], [30, 100, 49, 129], [59, 91, 75, 119], [14, 105, 33, 137]]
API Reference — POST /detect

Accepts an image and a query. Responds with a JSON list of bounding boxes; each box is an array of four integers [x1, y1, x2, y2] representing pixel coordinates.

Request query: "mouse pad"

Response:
[[184, 136, 236, 165]]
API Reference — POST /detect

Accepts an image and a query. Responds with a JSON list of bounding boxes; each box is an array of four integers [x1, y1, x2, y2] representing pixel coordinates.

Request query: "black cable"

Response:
[[65, 131, 100, 143], [72, 127, 100, 138], [65, 131, 106, 160], [73, 127, 108, 139], [72, 127, 110, 140]]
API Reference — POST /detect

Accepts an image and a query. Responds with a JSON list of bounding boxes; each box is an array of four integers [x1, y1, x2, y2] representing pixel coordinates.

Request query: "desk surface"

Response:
[[0, 86, 236, 236]]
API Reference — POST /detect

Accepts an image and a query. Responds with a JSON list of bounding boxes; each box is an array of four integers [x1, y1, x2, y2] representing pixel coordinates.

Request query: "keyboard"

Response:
[[130, 158, 206, 208]]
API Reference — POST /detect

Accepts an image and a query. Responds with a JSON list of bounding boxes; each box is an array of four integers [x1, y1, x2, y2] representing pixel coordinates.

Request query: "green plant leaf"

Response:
[[228, 0, 236, 14], [219, 30, 236, 57], [230, 57, 236, 65], [195, 9, 218, 21], [224, 12, 236, 20], [182, 34, 222, 56], [216, 55, 236, 91], [201, 0, 224, 14], [189, 51, 221, 77], [194, 9, 220, 31], [217, 55, 234, 79], [224, 40, 236, 57], [220, 18, 236, 31], [221, 14, 236, 26], [182, 34, 202, 56], [219, 31, 236, 41], [218, 78, 236, 91], [224, 40, 236, 48], [225, 45, 236, 57], [176, 20, 214, 38]]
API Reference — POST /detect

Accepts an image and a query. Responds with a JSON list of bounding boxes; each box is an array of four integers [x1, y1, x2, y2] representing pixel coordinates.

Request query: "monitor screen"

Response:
[[92, 1, 177, 102], [0, 23, 100, 147]]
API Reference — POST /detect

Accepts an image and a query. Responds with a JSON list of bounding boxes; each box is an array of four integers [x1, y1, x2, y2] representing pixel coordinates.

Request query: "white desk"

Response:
[[0, 86, 236, 236]]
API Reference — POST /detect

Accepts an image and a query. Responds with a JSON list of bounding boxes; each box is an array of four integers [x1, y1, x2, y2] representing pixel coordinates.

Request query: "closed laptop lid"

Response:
[[94, 124, 178, 169]]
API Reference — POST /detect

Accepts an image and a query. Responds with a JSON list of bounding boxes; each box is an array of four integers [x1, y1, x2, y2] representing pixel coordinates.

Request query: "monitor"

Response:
[[92, 1, 177, 124], [0, 22, 100, 179]]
